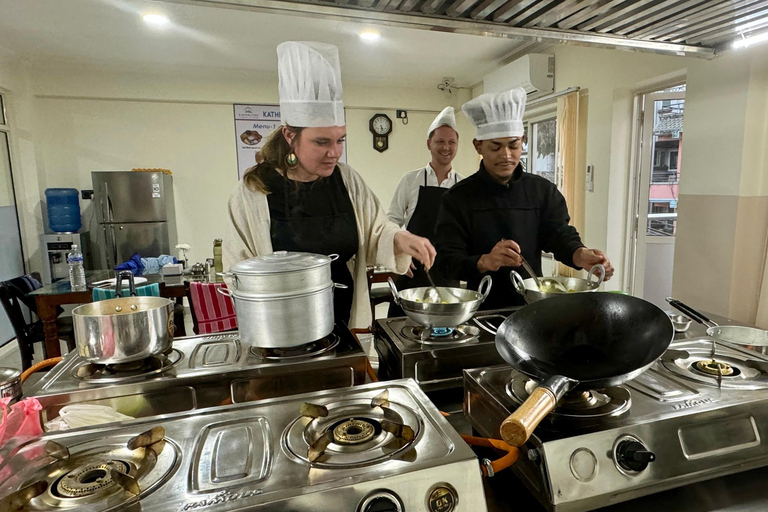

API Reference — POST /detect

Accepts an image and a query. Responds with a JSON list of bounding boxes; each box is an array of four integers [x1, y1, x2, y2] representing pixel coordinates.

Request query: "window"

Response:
[[529, 118, 557, 186], [670, 150, 678, 170]]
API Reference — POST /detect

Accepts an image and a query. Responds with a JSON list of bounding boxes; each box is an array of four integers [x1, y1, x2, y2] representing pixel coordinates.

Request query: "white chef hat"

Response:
[[461, 87, 527, 140], [277, 41, 345, 128], [427, 107, 458, 137]]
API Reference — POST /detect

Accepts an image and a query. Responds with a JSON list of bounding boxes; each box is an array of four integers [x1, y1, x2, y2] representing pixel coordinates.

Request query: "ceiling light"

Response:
[[359, 31, 380, 42], [733, 30, 768, 49], [143, 13, 169, 26]]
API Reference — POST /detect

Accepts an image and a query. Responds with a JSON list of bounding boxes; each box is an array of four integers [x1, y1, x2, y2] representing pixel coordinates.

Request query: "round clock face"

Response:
[[372, 115, 391, 135]]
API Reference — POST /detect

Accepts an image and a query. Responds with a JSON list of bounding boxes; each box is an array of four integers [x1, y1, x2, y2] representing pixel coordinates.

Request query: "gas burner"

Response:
[[72, 350, 183, 383], [692, 359, 738, 377], [507, 377, 631, 427], [249, 333, 340, 360], [284, 390, 421, 468], [1, 427, 178, 510], [399, 324, 480, 345], [661, 347, 768, 389]]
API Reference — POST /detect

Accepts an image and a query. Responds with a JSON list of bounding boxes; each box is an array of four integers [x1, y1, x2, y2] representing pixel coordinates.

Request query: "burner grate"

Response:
[[399, 324, 480, 345], [250, 333, 340, 360], [73, 350, 182, 383]]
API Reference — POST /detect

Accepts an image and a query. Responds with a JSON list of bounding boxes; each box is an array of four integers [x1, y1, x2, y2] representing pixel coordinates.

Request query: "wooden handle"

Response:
[[500, 386, 557, 447]]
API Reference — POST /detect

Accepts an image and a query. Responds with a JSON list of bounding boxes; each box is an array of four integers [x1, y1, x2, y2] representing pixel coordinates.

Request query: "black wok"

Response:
[[495, 292, 674, 447]]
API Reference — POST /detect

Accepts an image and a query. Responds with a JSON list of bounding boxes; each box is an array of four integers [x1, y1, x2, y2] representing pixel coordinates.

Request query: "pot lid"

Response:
[[230, 251, 333, 275], [0, 367, 21, 384]]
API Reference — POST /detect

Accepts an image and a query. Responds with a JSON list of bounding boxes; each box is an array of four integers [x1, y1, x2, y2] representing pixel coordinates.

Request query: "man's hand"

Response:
[[573, 247, 614, 281], [394, 231, 437, 270], [477, 239, 523, 273]]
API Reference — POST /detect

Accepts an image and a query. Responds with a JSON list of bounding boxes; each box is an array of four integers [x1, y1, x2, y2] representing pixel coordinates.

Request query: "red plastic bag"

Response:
[[0, 397, 43, 448], [0, 397, 45, 482]]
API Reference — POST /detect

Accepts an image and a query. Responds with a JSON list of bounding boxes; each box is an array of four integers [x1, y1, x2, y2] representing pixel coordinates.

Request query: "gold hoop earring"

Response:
[[285, 152, 299, 169]]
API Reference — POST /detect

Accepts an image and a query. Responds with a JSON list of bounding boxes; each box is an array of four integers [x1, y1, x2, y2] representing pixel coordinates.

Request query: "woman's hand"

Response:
[[394, 231, 437, 270], [573, 247, 614, 281]]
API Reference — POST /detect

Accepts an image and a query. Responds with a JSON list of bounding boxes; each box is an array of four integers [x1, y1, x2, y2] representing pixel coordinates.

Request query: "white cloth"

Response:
[[387, 164, 463, 228], [428, 106, 458, 137], [461, 87, 526, 140], [224, 163, 410, 329], [277, 41, 345, 127]]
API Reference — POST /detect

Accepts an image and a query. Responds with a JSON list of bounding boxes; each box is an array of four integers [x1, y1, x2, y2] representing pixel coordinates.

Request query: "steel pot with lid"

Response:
[[220, 251, 338, 295], [0, 368, 22, 404], [72, 271, 175, 364]]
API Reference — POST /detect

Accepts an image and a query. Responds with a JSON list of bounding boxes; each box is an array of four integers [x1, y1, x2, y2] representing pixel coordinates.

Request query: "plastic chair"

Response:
[[185, 282, 237, 335], [0, 273, 75, 371]]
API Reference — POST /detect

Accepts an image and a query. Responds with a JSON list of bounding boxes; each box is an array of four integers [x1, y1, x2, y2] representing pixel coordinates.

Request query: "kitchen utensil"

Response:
[[219, 251, 337, 296], [667, 297, 768, 355], [519, 257, 544, 290], [493, 292, 673, 446], [0, 368, 22, 404], [218, 283, 346, 348], [668, 313, 692, 333], [72, 271, 175, 364], [424, 268, 460, 304], [388, 276, 492, 328], [511, 264, 605, 304]]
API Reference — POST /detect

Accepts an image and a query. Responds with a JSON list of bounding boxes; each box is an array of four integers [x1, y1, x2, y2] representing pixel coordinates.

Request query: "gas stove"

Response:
[[1, 379, 487, 512], [374, 309, 511, 394], [29, 326, 367, 430], [465, 337, 768, 512]]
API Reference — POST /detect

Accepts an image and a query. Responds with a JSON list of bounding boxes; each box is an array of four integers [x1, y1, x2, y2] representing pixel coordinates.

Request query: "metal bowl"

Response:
[[511, 264, 605, 304], [667, 313, 692, 333], [388, 276, 492, 328]]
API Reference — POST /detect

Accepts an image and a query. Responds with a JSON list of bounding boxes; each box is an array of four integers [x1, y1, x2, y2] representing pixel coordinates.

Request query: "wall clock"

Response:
[[369, 113, 392, 153]]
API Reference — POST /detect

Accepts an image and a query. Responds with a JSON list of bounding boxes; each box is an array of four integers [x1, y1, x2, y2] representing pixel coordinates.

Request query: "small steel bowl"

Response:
[[668, 313, 692, 333]]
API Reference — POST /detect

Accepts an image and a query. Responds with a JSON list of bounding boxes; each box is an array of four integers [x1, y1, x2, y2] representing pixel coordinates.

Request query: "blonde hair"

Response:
[[243, 126, 305, 194]]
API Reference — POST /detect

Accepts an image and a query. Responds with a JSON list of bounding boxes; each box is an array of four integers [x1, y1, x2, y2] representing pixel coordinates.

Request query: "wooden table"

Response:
[[29, 270, 218, 358]]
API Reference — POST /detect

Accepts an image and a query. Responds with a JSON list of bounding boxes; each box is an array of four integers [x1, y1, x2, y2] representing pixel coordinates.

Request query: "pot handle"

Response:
[[329, 254, 339, 262], [472, 314, 506, 336], [387, 277, 400, 306], [499, 375, 576, 447], [333, 282, 348, 289], [587, 264, 606, 286], [478, 275, 492, 302], [115, 271, 137, 298], [666, 297, 718, 328], [216, 287, 234, 298], [510, 271, 526, 296]]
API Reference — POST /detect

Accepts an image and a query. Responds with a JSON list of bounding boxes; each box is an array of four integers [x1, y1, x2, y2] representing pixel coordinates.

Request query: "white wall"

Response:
[[16, 63, 479, 266]]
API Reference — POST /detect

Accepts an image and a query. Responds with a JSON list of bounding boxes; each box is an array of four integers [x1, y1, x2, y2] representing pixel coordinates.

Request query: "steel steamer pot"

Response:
[[219, 251, 342, 348]]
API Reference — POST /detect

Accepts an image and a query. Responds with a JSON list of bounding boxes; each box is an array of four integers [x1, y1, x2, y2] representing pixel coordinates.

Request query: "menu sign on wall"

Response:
[[234, 104, 281, 179]]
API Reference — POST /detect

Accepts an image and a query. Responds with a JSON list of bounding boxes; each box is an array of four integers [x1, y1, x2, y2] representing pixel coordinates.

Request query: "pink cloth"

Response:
[[189, 282, 238, 334]]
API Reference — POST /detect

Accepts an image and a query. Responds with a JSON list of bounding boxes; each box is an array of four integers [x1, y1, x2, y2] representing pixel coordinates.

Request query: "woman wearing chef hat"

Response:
[[224, 41, 435, 328], [433, 87, 614, 310]]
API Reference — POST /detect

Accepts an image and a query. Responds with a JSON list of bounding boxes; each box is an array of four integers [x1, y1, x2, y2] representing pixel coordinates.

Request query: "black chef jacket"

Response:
[[433, 162, 585, 309]]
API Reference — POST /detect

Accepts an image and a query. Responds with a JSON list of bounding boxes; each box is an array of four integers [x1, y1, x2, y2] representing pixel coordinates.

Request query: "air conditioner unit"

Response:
[[483, 54, 554, 99]]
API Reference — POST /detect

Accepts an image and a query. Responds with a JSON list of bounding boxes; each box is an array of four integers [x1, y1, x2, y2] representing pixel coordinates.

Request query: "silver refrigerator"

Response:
[[92, 171, 177, 269]]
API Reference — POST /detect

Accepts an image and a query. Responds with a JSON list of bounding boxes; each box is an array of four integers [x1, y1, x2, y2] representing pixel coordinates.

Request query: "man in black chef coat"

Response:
[[433, 87, 614, 309]]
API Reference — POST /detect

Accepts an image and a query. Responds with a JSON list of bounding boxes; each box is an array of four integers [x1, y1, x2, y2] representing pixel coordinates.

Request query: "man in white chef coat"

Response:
[[387, 107, 463, 315]]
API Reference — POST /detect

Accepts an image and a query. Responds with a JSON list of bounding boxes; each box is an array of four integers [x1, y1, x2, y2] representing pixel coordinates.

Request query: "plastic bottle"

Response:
[[67, 245, 87, 291]]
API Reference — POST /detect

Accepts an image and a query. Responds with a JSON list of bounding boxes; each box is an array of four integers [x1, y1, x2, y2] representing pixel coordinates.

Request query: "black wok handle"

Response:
[[500, 375, 576, 447], [666, 297, 716, 328]]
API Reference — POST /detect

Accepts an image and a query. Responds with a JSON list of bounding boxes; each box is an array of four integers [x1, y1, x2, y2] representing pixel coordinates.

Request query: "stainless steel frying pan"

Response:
[[667, 297, 768, 354], [494, 293, 674, 447]]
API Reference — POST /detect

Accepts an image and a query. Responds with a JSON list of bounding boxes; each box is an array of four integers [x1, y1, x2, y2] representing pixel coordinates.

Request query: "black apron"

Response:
[[267, 167, 358, 327], [388, 168, 455, 317]]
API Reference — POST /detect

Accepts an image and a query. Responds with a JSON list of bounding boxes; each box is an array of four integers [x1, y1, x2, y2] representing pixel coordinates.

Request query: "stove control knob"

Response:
[[359, 491, 402, 512], [616, 440, 655, 473]]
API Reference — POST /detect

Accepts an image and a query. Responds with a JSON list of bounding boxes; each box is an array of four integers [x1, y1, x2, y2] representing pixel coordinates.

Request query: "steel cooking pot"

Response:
[[0, 368, 22, 404], [387, 276, 492, 328], [219, 283, 344, 348], [220, 251, 337, 296], [511, 264, 605, 304], [73, 272, 174, 364]]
